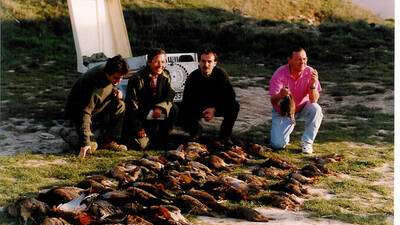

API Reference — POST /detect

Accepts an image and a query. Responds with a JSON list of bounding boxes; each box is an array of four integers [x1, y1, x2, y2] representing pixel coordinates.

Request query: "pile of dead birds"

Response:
[[6, 141, 343, 225]]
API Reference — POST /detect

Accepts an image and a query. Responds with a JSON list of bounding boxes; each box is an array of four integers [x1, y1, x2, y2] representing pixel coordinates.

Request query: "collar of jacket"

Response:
[[140, 66, 170, 80]]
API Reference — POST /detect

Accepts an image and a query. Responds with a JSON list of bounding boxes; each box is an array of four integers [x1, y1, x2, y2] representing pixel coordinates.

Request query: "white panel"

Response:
[[67, 0, 132, 73]]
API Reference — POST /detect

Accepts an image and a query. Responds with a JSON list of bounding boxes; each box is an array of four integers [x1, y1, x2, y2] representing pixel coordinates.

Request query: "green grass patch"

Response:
[[304, 198, 392, 225], [324, 179, 389, 197]]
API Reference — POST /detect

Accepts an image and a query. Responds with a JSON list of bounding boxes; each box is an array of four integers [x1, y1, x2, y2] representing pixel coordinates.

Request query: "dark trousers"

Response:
[[63, 98, 125, 151], [123, 104, 179, 148], [91, 98, 125, 143], [183, 101, 240, 139], [145, 104, 179, 148]]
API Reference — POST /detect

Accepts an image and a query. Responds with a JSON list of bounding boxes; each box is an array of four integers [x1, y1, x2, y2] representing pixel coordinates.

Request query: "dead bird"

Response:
[[77, 175, 117, 193], [88, 200, 123, 221], [187, 161, 213, 174], [288, 171, 316, 184], [175, 194, 213, 216], [279, 93, 295, 124], [162, 205, 191, 225], [313, 153, 344, 165], [246, 143, 272, 158], [237, 174, 269, 194], [127, 187, 169, 206], [229, 146, 248, 158], [261, 156, 297, 170], [132, 182, 175, 200], [126, 214, 153, 225], [219, 151, 246, 164], [132, 158, 164, 172], [166, 148, 186, 162], [184, 142, 209, 161], [100, 190, 132, 205], [207, 155, 229, 171], [7, 197, 49, 225], [187, 189, 227, 212], [252, 166, 287, 179], [38, 187, 85, 207], [300, 164, 324, 178], [257, 192, 301, 211], [226, 205, 272, 222], [110, 165, 141, 185], [41, 217, 71, 225], [270, 178, 308, 197], [218, 176, 250, 201], [143, 205, 191, 225]]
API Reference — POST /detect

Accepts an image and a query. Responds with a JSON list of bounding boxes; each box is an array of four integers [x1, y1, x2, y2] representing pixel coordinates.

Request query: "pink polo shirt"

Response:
[[269, 64, 321, 112]]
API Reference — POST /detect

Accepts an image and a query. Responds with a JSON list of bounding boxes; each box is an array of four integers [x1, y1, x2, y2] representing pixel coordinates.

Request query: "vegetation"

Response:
[[0, 0, 394, 224]]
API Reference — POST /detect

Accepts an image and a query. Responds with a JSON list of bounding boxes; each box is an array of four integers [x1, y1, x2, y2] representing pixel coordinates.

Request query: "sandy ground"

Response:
[[196, 207, 353, 225]]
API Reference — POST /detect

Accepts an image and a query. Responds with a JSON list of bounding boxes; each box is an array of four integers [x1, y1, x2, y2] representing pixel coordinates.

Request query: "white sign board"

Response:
[[67, 0, 132, 73]]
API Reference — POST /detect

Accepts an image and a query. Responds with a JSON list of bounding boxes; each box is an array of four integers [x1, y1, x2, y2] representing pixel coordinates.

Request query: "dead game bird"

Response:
[[88, 200, 123, 220], [226, 205, 272, 222], [261, 156, 297, 170], [279, 93, 295, 124], [187, 189, 227, 212], [252, 166, 287, 179], [175, 194, 213, 216], [207, 155, 229, 170], [38, 187, 84, 207], [41, 217, 71, 225], [270, 178, 309, 197], [258, 192, 301, 211], [7, 197, 49, 225], [126, 215, 153, 225]]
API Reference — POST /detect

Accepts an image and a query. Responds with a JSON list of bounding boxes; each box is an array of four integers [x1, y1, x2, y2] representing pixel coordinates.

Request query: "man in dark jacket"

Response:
[[62, 55, 129, 157], [181, 50, 240, 144], [124, 48, 178, 149]]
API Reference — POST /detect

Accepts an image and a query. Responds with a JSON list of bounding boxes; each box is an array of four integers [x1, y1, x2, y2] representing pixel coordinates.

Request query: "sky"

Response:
[[352, 0, 394, 19]]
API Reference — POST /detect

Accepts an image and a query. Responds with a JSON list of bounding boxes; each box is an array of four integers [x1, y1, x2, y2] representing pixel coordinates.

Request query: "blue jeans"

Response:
[[270, 102, 323, 149]]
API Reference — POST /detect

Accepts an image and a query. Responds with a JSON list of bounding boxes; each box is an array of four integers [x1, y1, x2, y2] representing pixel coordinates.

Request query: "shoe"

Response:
[[221, 137, 234, 147], [88, 141, 98, 153], [101, 141, 127, 151], [301, 143, 313, 154]]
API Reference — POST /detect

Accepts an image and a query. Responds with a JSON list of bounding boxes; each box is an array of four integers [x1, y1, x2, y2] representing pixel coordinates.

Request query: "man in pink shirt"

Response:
[[268, 47, 323, 154]]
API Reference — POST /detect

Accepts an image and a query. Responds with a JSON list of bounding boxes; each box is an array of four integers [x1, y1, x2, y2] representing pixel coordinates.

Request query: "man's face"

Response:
[[149, 54, 166, 75], [199, 53, 217, 76], [288, 50, 307, 72], [107, 72, 124, 86]]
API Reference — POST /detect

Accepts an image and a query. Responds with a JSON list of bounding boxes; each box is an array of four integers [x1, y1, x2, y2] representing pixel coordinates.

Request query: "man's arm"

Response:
[[270, 87, 290, 105], [309, 69, 320, 103], [309, 88, 320, 103]]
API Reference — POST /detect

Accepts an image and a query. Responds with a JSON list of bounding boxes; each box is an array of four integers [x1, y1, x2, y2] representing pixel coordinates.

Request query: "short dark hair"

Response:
[[199, 49, 218, 62], [288, 46, 306, 58], [104, 55, 128, 75], [147, 48, 166, 63]]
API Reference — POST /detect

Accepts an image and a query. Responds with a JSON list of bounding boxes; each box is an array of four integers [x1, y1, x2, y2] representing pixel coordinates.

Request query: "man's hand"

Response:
[[113, 89, 123, 100], [279, 87, 291, 98], [152, 107, 162, 119], [79, 145, 91, 158], [202, 107, 216, 122], [137, 128, 147, 138], [310, 69, 319, 88]]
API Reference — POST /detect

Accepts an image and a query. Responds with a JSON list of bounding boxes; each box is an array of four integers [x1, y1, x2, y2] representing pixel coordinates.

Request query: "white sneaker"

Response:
[[301, 144, 313, 154]]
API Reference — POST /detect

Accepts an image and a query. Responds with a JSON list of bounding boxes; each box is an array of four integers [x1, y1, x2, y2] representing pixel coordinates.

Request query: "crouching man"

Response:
[[269, 47, 323, 154], [61, 55, 129, 157], [181, 49, 240, 145], [123, 48, 178, 150]]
